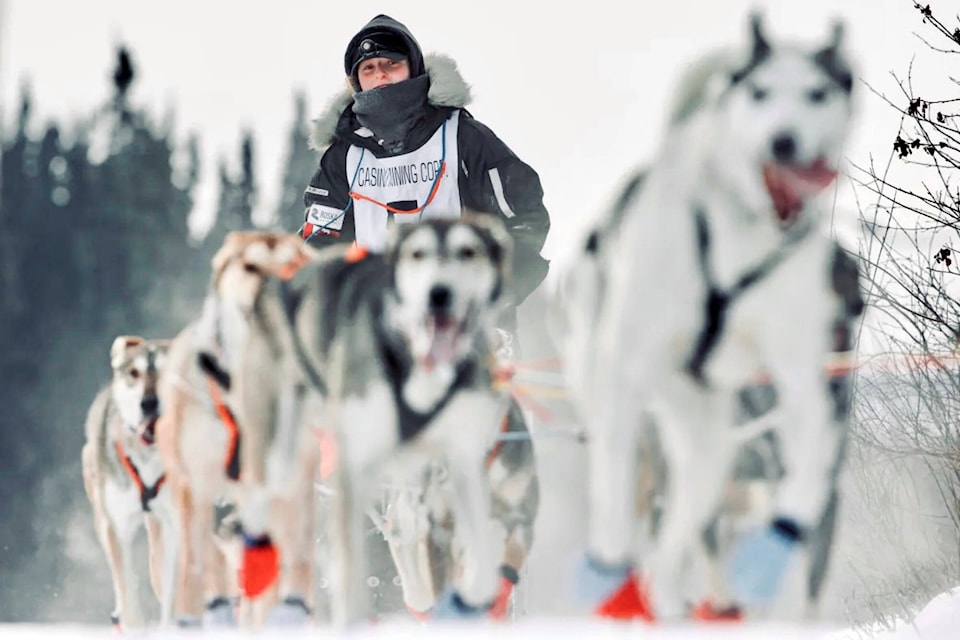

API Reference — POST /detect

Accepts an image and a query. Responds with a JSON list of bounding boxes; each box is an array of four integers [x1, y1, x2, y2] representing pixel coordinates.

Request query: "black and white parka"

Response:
[[301, 53, 551, 303]]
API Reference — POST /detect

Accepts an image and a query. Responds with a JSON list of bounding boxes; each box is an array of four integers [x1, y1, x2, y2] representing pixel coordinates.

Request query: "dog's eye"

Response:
[[456, 246, 477, 261], [128, 368, 141, 380], [808, 87, 828, 104], [243, 263, 259, 274], [751, 86, 768, 102], [410, 249, 426, 261]]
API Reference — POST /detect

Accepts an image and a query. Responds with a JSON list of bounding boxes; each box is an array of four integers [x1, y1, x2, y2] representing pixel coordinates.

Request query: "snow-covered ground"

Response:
[[0, 620, 886, 640], [1, 588, 957, 640], [0, 622, 928, 640]]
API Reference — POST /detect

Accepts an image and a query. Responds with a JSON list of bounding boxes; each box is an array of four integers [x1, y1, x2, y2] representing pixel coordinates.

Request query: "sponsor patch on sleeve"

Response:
[[306, 203, 344, 231], [305, 185, 329, 197]]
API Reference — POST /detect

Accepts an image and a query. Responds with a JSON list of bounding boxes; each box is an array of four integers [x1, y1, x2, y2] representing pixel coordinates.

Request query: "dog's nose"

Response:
[[140, 394, 159, 415], [771, 133, 797, 163], [428, 285, 452, 312]]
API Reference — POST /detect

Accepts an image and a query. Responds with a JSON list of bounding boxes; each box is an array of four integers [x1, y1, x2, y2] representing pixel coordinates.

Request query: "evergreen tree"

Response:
[[0, 44, 205, 622], [204, 130, 258, 253], [275, 91, 317, 230]]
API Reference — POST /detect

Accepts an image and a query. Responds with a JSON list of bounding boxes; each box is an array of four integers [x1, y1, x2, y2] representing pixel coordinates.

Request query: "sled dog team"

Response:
[[81, 13, 863, 629]]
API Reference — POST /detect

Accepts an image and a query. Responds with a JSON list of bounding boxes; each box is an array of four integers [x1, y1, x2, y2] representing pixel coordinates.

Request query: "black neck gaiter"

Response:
[[352, 75, 430, 153]]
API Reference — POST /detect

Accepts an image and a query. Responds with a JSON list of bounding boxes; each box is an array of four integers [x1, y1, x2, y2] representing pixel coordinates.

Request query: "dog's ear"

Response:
[[461, 210, 514, 298], [463, 210, 512, 264], [747, 12, 771, 62], [825, 20, 844, 52], [383, 222, 413, 265], [814, 20, 845, 59], [210, 231, 253, 285], [813, 20, 853, 93], [110, 335, 144, 370], [730, 12, 771, 85]]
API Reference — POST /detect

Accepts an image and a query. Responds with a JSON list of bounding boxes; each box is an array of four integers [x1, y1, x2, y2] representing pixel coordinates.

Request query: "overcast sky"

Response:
[[0, 0, 937, 257]]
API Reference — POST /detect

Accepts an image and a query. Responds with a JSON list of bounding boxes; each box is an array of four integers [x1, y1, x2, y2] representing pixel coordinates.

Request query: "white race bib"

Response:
[[346, 112, 462, 252]]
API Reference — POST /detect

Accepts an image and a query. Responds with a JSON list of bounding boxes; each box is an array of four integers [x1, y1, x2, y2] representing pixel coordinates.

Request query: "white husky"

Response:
[[559, 14, 859, 621]]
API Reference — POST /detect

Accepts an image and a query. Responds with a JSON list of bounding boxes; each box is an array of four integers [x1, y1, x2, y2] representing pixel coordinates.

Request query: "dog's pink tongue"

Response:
[[763, 159, 838, 224], [424, 317, 458, 370], [140, 416, 158, 445]]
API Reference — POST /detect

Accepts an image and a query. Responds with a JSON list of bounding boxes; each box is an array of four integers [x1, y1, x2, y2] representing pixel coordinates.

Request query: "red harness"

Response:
[[115, 440, 166, 512]]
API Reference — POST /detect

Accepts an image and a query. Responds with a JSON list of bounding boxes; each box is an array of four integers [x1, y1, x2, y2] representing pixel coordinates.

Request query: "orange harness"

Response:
[[115, 440, 166, 512], [484, 363, 517, 468], [485, 413, 511, 470], [206, 376, 242, 481]]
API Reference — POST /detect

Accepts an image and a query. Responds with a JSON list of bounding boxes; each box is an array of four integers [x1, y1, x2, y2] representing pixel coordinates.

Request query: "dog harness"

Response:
[[207, 376, 242, 481], [387, 354, 478, 443], [115, 440, 166, 512], [685, 206, 813, 384], [194, 352, 243, 481]]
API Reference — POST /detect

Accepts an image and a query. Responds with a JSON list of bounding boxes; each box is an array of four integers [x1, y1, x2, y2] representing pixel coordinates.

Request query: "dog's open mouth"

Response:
[[420, 313, 466, 370], [139, 415, 159, 445], [763, 158, 838, 225]]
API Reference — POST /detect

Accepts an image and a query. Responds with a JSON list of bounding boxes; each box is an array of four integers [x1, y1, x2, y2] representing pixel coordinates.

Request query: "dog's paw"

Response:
[[572, 554, 654, 621], [203, 596, 237, 627], [429, 587, 492, 620], [727, 518, 803, 606], [264, 595, 312, 626]]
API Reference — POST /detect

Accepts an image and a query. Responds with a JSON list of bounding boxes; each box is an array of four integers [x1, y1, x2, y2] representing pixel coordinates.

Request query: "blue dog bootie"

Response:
[[572, 553, 632, 606], [728, 518, 804, 606], [571, 553, 653, 620], [430, 587, 492, 620]]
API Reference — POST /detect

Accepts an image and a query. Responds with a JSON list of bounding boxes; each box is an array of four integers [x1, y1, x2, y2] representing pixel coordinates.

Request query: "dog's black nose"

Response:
[[141, 395, 159, 415], [772, 133, 797, 163], [428, 285, 452, 312]]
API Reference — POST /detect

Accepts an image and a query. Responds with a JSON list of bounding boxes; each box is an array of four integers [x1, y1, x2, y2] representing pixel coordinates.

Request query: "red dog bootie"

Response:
[[488, 565, 521, 620], [406, 604, 431, 621], [691, 600, 743, 622], [595, 571, 654, 620], [239, 533, 279, 598], [573, 554, 655, 621]]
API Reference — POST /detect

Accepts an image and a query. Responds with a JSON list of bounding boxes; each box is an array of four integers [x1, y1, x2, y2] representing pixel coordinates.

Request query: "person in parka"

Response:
[[300, 14, 551, 311]]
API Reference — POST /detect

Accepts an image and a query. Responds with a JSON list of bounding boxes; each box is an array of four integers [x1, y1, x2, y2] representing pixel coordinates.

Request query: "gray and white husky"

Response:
[[82, 336, 177, 630], [263, 215, 519, 626], [556, 14, 861, 622]]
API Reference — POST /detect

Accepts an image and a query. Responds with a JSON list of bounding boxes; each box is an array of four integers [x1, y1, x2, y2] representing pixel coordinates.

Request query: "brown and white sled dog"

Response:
[[156, 230, 315, 626], [82, 336, 175, 629], [369, 396, 540, 620], [262, 215, 515, 627], [211, 230, 324, 627], [557, 15, 859, 621]]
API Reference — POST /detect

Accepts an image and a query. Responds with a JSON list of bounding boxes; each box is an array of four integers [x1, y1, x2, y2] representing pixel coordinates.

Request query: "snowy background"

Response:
[[1, 0, 959, 637]]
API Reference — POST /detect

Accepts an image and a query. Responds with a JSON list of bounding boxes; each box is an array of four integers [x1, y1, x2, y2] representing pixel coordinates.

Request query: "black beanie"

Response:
[[344, 15, 425, 89]]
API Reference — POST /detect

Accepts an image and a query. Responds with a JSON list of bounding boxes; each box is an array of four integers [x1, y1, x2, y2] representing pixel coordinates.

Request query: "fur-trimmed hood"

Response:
[[309, 53, 472, 152]]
